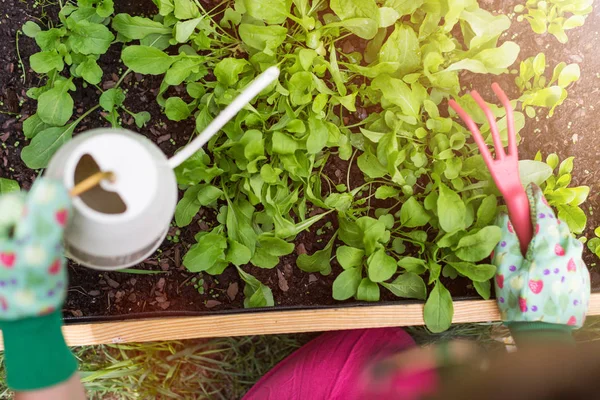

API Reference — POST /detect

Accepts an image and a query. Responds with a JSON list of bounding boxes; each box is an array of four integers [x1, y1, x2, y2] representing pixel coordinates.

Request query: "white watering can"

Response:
[[44, 67, 280, 270]]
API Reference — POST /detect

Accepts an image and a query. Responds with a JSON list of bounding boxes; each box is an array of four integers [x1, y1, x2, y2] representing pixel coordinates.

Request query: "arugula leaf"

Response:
[[30, 51, 64, 73], [22, 123, 77, 169], [379, 24, 420, 75], [448, 261, 496, 282], [356, 278, 380, 301], [112, 14, 171, 39], [297, 235, 335, 275], [165, 97, 192, 121], [400, 197, 430, 228], [424, 281, 453, 333], [454, 226, 501, 262], [332, 267, 362, 300], [437, 182, 466, 232], [367, 248, 396, 282], [238, 24, 287, 55], [0, 178, 20, 194], [183, 232, 227, 272], [122, 46, 176, 74], [175, 185, 202, 227], [243, 0, 292, 24], [237, 266, 274, 308], [381, 272, 426, 299]]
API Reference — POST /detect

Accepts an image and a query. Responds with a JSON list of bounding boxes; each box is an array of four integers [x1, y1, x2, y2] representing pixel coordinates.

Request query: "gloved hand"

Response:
[[0, 178, 77, 391], [493, 183, 590, 340]]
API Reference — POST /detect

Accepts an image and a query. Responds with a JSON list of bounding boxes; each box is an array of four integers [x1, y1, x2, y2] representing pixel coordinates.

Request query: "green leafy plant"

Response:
[[0, 179, 20, 194], [20, 0, 151, 169], [515, 53, 580, 117], [587, 227, 600, 260], [18, 0, 594, 331], [515, 0, 593, 43]]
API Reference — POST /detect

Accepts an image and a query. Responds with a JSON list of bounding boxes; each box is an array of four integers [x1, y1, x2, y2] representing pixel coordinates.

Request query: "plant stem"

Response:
[[115, 68, 132, 89], [15, 31, 26, 84]]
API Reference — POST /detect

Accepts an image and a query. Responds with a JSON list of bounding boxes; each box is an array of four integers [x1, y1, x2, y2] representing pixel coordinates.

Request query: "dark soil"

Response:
[[0, 0, 599, 322]]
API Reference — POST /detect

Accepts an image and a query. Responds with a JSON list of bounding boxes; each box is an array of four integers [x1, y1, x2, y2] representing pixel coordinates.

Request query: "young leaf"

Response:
[[214, 58, 249, 87], [226, 240, 252, 266], [448, 262, 496, 282], [336, 246, 364, 269], [297, 235, 335, 275], [112, 14, 171, 39], [437, 182, 466, 232], [174, 0, 200, 19], [99, 88, 125, 112], [226, 200, 257, 254], [397, 257, 427, 274], [518, 160, 553, 186], [238, 24, 287, 55], [165, 97, 191, 121], [175, 185, 202, 227], [133, 111, 151, 128], [474, 280, 491, 300], [243, 0, 292, 24], [379, 24, 420, 74], [381, 272, 426, 299], [366, 248, 396, 282], [0, 178, 20, 194], [122, 46, 176, 75], [22, 21, 41, 38], [76, 58, 103, 85], [400, 197, 430, 228], [66, 19, 115, 55], [375, 185, 400, 199], [23, 114, 52, 139], [476, 194, 497, 228], [37, 87, 73, 126], [30, 51, 64, 74], [424, 281, 453, 333], [557, 204, 586, 234], [21, 124, 76, 169], [356, 278, 380, 301], [332, 267, 362, 300], [454, 226, 502, 262], [183, 233, 227, 272], [237, 266, 274, 308]]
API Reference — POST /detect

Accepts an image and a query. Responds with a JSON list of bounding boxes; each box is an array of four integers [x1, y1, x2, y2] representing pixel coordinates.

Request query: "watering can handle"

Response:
[[167, 67, 281, 169]]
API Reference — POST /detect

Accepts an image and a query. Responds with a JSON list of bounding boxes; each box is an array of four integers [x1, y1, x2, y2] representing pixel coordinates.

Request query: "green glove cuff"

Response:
[[506, 321, 574, 345], [2, 310, 77, 391]]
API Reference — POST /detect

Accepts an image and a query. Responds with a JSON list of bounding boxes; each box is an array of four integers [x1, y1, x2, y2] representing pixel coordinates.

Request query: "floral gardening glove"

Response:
[[0, 178, 77, 391], [493, 183, 590, 342]]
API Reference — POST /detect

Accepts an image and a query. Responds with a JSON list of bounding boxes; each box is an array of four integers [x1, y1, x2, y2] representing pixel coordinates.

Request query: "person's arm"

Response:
[[0, 180, 84, 397], [493, 183, 590, 345]]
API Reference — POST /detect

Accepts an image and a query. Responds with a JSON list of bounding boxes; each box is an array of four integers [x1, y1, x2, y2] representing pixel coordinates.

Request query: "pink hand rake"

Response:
[[448, 83, 532, 256]]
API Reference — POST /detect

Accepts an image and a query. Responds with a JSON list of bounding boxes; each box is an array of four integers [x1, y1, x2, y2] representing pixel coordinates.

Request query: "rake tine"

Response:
[[492, 83, 517, 157]]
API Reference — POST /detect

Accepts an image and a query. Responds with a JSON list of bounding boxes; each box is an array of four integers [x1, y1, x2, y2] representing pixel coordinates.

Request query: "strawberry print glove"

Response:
[[493, 183, 590, 337], [0, 178, 77, 391]]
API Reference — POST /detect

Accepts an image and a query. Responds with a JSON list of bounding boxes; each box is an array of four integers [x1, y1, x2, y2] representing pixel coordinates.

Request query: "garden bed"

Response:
[[0, 0, 599, 336]]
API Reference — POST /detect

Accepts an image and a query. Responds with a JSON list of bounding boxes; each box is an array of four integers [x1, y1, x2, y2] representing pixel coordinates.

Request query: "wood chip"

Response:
[[157, 277, 166, 292], [309, 274, 318, 283], [128, 293, 137, 302], [157, 134, 171, 144], [88, 290, 100, 296], [104, 275, 120, 289], [159, 301, 171, 310], [277, 269, 289, 292], [227, 282, 238, 300], [175, 246, 181, 269], [71, 309, 83, 317], [283, 263, 293, 276], [155, 295, 167, 303], [296, 243, 307, 255], [206, 300, 221, 308]]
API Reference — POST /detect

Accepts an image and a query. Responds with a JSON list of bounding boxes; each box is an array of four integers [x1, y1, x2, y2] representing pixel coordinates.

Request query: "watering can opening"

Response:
[[74, 154, 127, 215]]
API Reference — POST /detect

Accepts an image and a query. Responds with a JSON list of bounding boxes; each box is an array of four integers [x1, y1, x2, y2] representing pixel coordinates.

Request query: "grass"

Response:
[[0, 318, 599, 399]]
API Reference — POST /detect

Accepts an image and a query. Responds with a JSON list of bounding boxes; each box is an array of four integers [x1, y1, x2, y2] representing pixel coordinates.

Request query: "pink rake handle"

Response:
[[448, 83, 533, 256]]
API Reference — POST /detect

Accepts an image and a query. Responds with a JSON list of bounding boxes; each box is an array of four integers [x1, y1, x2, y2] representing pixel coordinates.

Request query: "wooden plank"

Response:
[[0, 294, 598, 348]]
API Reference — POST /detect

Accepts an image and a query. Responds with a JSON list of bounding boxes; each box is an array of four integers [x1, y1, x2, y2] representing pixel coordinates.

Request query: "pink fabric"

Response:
[[243, 328, 438, 400]]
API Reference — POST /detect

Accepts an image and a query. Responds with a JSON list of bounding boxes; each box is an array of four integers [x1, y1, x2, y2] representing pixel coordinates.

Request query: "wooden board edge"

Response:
[[1, 294, 599, 348]]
